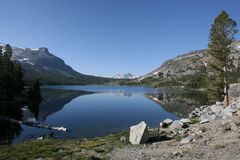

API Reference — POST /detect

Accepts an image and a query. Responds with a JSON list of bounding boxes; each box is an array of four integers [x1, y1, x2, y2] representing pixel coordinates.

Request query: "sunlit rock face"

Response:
[[143, 41, 240, 79]]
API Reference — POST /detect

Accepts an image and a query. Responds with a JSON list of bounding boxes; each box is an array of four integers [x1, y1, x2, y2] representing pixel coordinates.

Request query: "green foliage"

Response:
[[207, 11, 238, 102], [0, 132, 130, 159], [199, 126, 208, 133], [0, 44, 25, 100], [190, 117, 200, 124]]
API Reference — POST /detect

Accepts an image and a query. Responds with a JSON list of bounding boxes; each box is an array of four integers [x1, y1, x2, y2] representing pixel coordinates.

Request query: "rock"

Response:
[[218, 108, 234, 119], [129, 121, 149, 145], [216, 101, 223, 105], [229, 83, 240, 99], [222, 121, 238, 132], [210, 105, 224, 114], [180, 136, 193, 145], [120, 136, 127, 142], [226, 106, 238, 113], [173, 151, 184, 157], [160, 122, 163, 128], [180, 118, 191, 124], [199, 118, 209, 124], [37, 136, 44, 140], [150, 157, 156, 160], [200, 114, 216, 124], [200, 105, 208, 110], [169, 120, 184, 133], [162, 118, 173, 128]]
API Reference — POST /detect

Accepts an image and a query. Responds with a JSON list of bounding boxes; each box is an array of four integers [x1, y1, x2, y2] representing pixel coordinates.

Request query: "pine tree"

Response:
[[1, 44, 15, 100], [0, 44, 25, 100], [2, 44, 13, 71], [13, 63, 24, 95], [207, 11, 238, 107]]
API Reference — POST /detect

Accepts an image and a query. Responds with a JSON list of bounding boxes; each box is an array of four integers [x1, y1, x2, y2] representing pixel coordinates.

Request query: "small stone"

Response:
[[180, 118, 191, 124], [169, 120, 183, 133], [216, 101, 223, 105], [199, 119, 209, 124], [162, 118, 173, 128], [173, 151, 184, 157], [120, 136, 127, 142], [222, 121, 238, 131], [180, 136, 193, 145], [160, 122, 163, 128], [37, 136, 44, 140]]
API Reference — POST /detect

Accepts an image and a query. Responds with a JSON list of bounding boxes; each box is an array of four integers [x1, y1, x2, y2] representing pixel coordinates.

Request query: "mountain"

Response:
[[0, 44, 113, 85], [112, 73, 139, 79], [143, 41, 240, 80]]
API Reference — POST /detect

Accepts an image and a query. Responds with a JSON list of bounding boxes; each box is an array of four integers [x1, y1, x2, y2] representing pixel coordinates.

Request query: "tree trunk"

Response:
[[223, 66, 229, 107]]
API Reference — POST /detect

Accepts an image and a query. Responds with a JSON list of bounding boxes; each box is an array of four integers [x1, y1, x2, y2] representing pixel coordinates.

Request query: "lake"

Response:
[[0, 85, 208, 145]]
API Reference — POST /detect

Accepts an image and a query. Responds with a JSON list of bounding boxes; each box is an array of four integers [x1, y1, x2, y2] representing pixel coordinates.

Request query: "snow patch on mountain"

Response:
[[31, 48, 39, 51], [112, 73, 140, 79]]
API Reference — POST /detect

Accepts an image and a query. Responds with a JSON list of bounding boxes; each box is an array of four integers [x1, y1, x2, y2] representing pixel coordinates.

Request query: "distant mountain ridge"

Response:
[[142, 41, 240, 80], [112, 73, 139, 79], [0, 44, 113, 85]]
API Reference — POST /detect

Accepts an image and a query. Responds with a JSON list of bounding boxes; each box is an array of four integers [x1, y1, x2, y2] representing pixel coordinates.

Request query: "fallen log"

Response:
[[0, 116, 67, 132]]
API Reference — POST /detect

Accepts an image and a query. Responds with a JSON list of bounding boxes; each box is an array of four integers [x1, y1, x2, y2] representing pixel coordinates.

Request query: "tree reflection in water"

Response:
[[0, 104, 24, 145]]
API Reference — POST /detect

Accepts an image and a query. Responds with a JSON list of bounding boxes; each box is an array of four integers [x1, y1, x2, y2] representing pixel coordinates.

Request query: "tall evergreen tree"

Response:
[[207, 11, 238, 107], [1, 44, 15, 100]]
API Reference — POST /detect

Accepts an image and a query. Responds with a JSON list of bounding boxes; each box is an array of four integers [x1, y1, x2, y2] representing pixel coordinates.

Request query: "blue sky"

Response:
[[0, 0, 239, 76]]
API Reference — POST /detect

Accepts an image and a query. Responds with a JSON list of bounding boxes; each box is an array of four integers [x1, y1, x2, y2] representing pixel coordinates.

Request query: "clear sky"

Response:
[[0, 0, 239, 76]]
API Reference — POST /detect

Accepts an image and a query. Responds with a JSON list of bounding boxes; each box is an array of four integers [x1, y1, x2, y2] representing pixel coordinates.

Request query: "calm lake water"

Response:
[[0, 85, 208, 145]]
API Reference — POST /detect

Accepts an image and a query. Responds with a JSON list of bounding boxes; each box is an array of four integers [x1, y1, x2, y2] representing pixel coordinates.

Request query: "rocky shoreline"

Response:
[[109, 96, 240, 160]]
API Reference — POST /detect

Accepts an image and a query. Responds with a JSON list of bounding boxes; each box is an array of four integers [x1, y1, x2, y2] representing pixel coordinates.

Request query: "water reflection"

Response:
[[146, 90, 208, 117], [0, 87, 209, 145], [0, 89, 93, 145], [0, 104, 23, 145]]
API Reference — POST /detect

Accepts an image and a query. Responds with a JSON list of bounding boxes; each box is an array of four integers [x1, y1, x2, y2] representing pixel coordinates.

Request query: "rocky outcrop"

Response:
[[129, 121, 149, 145], [148, 50, 208, 78], [143, 41, 240, 80], [111, 97, 240, 160]]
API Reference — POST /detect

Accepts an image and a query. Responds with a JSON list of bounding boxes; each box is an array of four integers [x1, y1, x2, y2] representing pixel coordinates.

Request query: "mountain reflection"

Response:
[[0, 89, 94, 145], [145, 90, 208, 117]]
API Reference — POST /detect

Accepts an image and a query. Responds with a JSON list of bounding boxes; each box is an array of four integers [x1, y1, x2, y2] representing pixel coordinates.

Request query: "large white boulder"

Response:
[[129, 121, 149, 145]]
